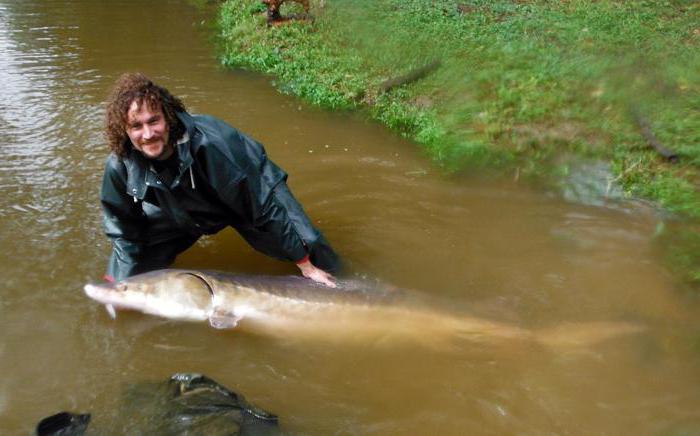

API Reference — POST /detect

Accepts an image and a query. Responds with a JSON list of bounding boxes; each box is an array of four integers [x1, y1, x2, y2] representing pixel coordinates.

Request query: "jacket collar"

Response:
[[123, 111, 195, 199]]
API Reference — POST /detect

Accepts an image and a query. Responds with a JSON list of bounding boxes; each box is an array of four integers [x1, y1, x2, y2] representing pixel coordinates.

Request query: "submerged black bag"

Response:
[[36, 373, 280, 435]]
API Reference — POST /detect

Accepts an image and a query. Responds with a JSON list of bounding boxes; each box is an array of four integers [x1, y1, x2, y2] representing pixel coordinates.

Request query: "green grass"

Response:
[[216, 0, 700, 287]]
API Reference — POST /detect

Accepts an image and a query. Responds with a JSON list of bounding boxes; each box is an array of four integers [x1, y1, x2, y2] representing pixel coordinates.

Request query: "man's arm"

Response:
[[234, 175, 338, 287], [195, 126, 338, 286], [100, 156, 146, 282], [255, 184, 337, 287]]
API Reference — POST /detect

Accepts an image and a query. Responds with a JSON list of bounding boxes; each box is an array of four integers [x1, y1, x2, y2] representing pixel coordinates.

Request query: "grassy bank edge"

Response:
[[214, 0, 700, 289]]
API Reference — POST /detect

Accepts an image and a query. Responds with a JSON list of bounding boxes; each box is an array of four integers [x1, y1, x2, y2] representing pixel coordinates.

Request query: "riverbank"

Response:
[[216, 0, 699, 288]]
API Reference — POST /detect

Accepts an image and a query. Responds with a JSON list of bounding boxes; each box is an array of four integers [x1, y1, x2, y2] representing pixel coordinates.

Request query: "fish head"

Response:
[[84, 269, 214, 321]]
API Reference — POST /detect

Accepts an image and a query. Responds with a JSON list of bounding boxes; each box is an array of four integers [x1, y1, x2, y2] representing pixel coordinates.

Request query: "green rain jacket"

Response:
[[100, 112, 339, 281]]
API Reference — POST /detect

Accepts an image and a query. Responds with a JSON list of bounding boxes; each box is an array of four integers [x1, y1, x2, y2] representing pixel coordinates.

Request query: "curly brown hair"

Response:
[[104, 73, 187, 158]]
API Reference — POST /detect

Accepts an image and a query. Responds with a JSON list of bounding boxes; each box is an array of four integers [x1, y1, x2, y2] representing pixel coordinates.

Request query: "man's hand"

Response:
[[296, 259, 336, 288]]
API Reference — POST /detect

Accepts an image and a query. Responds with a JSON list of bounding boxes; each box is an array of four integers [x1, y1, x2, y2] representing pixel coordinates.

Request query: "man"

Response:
[[100, 73, 339, 287]]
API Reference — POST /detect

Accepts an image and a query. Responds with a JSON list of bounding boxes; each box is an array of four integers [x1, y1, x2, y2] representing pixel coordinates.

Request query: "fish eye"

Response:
[[116, 283, 128, 292]]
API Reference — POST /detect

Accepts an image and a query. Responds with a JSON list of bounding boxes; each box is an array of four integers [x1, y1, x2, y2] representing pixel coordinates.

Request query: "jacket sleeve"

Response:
[[195, 124, 313, 263], [268, 182, 341, 273], [100, 155, 146, 281]]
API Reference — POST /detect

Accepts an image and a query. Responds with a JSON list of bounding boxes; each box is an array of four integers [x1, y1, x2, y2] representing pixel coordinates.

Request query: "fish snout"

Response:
[[84, 282, 115, 300], [83, 283, 98, 298], [84, 283, 103, 298], [84, 283, 119, 319]]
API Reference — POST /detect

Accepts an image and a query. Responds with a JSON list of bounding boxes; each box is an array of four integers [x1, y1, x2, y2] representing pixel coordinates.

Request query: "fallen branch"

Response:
[[378, 59, 441, 94], [630, 109, 678, 163]]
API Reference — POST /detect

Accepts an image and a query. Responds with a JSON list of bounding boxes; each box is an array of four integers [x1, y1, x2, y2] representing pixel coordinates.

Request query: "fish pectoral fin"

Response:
[[208, 309, 242, 330]]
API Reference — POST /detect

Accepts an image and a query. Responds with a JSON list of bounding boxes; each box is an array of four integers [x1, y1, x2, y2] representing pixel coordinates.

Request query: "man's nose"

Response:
[[142, 125, 153, 139]]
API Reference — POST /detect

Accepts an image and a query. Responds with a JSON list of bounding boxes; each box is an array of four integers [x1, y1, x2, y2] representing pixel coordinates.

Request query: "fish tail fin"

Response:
[[448, 318, 532, 344], [533, 321, 645, 349]]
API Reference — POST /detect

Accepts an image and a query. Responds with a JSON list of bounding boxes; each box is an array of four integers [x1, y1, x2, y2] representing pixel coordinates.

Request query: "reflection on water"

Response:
[[1, 0, 699, 434]]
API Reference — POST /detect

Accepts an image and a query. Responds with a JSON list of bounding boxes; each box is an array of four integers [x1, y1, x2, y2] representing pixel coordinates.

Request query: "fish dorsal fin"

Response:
[[209, 308, 242, 330]]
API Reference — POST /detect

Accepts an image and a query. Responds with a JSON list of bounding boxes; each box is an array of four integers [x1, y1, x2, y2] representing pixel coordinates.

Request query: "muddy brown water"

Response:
[[1, 0, 699, 434]]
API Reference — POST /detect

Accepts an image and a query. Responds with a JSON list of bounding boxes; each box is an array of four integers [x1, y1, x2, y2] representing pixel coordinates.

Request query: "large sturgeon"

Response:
[[84, 269, 643, 349]]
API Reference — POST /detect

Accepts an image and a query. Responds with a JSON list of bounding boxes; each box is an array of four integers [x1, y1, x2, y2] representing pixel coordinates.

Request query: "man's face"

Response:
[[126, 100, 172, 160]]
